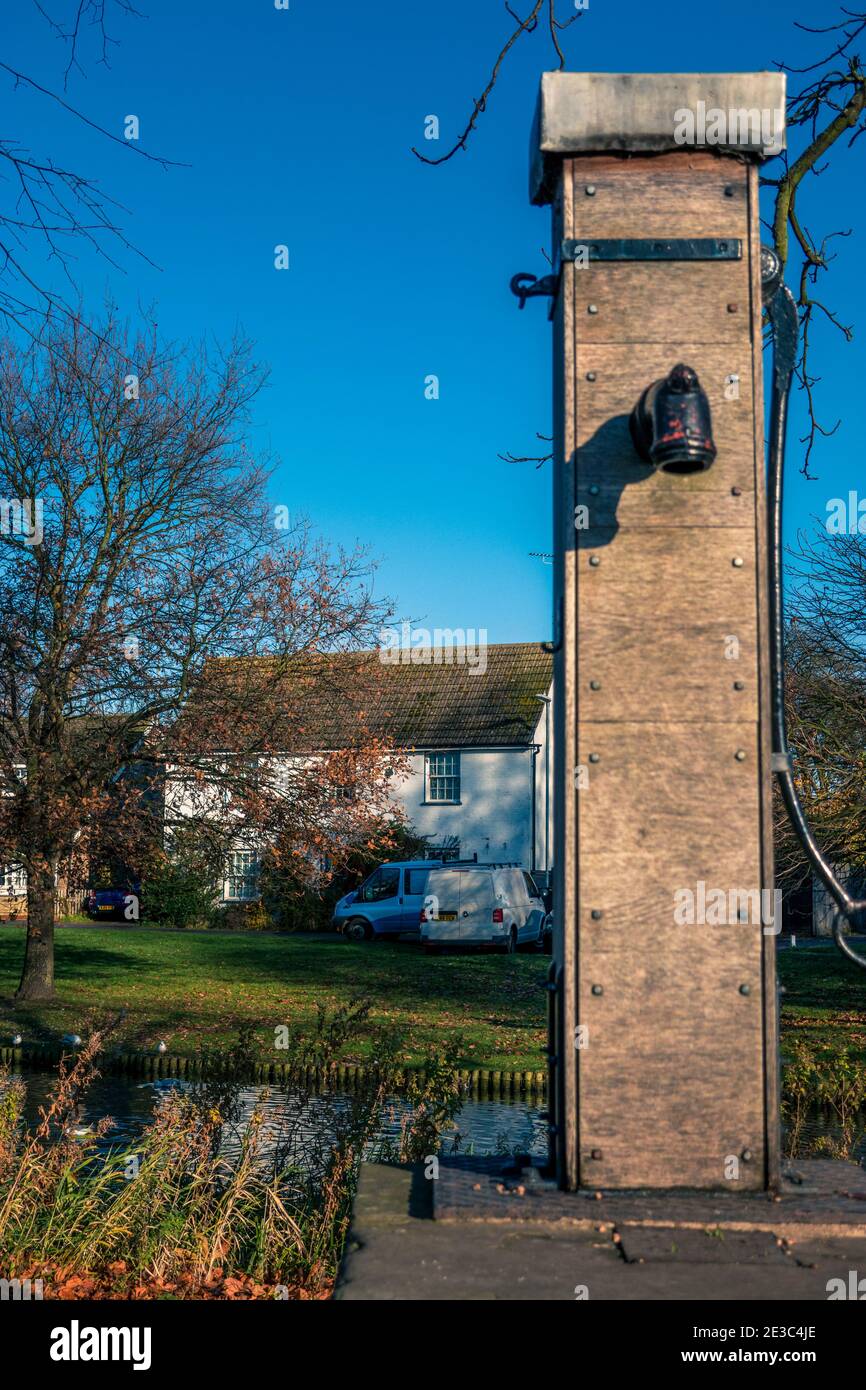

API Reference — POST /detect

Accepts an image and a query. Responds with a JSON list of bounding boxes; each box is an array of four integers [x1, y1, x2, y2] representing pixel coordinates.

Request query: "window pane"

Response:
[[427, 752, 460, 802], [370, 867, 400, 901], [359, 871, 380, 902], [226, 850, 258, 900]]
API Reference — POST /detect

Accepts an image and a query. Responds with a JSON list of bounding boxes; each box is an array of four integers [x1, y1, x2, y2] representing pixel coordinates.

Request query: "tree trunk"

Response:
[[15, 859, 57, 1002]]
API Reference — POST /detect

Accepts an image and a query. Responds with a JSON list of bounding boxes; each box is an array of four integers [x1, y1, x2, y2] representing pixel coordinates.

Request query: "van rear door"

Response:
[[424, 869, 462, 941], [458, 869, 496, 942]]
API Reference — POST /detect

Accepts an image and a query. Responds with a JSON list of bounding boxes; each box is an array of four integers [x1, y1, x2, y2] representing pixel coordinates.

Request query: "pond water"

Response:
[[13, 1069, 866, 1169], [14, 1069, 549, 1161]]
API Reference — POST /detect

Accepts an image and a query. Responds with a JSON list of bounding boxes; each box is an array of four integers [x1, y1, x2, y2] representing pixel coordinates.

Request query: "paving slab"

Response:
[[334, 1157, 866, 1301], [616, 1226, 785, 1265]]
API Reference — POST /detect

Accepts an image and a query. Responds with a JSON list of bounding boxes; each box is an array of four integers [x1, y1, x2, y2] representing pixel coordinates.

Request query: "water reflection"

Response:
[[16, 1070, 548, 1161], [15, 1070, 865, 1169]]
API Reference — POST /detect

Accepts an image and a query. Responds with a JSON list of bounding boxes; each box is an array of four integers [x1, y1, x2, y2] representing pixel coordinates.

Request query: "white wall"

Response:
[[532, 696, 553, 881], [389, 701, 554, 873], [163, 682, 556, 885], [391, 748, 533, 866]]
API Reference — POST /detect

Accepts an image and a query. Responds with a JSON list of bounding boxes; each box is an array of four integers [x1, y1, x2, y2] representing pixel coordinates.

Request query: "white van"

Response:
[[419, 865, 547, 954]]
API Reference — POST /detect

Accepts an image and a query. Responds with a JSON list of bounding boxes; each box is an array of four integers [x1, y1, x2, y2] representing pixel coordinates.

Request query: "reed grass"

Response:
[[0, 1005, 462, 1299]]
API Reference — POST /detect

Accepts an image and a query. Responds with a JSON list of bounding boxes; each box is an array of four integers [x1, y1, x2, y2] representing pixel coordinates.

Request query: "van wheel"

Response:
[[344, 917, 371, 942], [498, 927, 517, 955], [424, 943, 441, 956]]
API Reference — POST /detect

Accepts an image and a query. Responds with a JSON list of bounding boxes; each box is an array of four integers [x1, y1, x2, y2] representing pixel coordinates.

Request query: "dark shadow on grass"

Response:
[[199, 936, 549, 1013], [778, 949, 866, 1012]]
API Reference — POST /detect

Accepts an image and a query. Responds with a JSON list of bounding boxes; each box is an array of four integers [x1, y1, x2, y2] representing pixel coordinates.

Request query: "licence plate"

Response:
[[437, 911, 457, 921]]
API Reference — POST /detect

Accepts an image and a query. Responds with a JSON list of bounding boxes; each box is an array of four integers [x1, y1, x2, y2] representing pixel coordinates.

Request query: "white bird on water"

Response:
[[64, 1107, 93, 1139]]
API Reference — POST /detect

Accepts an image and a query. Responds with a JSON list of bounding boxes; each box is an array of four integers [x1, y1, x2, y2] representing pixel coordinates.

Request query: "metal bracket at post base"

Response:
[[542, 962, 561, 1178]]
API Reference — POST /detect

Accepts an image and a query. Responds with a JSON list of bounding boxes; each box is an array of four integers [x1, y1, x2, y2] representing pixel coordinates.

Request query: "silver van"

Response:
[[419, 865, 546, 954]]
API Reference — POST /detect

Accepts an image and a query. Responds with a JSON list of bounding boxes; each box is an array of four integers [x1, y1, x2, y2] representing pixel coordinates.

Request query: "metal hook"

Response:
[[510, 272, 559, 310]]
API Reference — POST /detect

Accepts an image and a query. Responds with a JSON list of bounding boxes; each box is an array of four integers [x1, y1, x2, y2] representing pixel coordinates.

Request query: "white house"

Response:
[[167, 643, 554, 901], [379, 643, 554, 877]]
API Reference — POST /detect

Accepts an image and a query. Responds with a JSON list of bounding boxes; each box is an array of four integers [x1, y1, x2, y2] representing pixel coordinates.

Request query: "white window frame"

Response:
[[224, 849, 260, 901], [426, 752, 460, 804]]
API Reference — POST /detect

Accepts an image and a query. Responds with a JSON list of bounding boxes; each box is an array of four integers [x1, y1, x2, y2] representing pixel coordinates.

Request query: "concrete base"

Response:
[[334, 1157, 866, 1301]]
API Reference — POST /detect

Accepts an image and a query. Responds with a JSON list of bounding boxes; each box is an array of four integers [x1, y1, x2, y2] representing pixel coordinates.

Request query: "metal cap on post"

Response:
[[531, 71, 786, 203]]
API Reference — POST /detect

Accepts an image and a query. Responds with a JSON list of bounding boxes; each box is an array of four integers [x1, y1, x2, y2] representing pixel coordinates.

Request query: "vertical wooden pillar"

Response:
[[535, 74, 785, 1191]]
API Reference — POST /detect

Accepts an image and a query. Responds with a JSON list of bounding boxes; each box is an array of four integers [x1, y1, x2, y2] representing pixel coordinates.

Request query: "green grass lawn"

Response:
[[2, 926, 863, 1075], [778, 942, 866, 1065], [0, 925, 549, 1070]]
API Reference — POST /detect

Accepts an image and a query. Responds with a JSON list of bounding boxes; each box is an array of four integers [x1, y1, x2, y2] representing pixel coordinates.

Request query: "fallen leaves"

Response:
[[21, 1262, 330, 1300]]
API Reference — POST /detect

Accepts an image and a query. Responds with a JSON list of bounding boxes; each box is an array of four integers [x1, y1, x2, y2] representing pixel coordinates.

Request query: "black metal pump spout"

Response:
[[629, 363, 717, 473]]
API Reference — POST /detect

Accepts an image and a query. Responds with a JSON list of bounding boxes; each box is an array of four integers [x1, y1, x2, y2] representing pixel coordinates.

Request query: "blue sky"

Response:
[[4, 0, 864, 641]]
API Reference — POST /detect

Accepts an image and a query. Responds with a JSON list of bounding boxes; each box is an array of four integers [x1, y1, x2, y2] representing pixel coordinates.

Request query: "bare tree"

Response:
[[768, 10, 866, 477], [775, 530, 866, 887], [416, 5, 865, 480], [0, 2, 180, 329], [0, 306, 400, 1001], [411, 1, 584, 166]]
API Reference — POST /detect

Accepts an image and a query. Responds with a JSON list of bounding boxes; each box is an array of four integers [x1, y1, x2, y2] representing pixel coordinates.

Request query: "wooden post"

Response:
[[531, 73, 785, 1191]]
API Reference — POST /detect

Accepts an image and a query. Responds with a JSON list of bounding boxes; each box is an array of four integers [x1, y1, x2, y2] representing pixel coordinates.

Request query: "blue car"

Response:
[[85, 886, 140, 922], [333, 860, 443, 941]]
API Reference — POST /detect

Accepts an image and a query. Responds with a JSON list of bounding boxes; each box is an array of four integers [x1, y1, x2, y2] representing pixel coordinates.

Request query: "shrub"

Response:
[[210, 900, 272, 932], [144, 839, 222, 930], [259, 823, 431, 933]]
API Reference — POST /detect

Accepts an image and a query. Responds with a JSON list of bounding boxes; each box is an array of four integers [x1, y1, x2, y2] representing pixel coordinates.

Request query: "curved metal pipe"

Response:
[[765, 273, 866, 966]]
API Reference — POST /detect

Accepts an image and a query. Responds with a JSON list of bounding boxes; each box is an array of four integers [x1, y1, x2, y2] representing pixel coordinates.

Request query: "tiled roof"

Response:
[[182, 644, 552, 753], [361, 643, 553, 748]]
